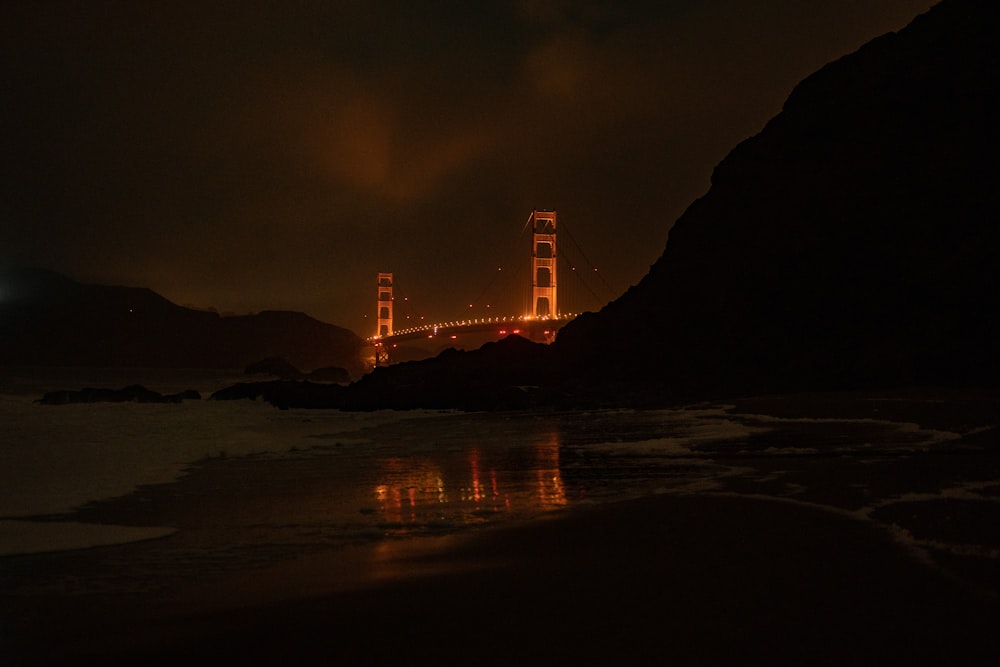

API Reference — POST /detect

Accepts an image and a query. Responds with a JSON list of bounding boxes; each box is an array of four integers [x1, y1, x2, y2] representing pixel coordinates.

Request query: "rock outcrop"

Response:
[[244, 357, 352, 383], [38, 384, 200, 405], [213, 334, 558, 410], [245, 357, 304, 380], [305, 366, 351, 384]]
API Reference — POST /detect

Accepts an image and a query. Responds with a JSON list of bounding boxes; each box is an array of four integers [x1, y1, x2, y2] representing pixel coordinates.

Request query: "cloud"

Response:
[[524, 31, 590, 98], [326, 94, 396, 191]]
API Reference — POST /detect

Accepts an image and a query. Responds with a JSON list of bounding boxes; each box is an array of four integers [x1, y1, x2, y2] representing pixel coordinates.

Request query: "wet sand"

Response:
[[5, 388, 1000, 665], [8, 495, 998, 665]]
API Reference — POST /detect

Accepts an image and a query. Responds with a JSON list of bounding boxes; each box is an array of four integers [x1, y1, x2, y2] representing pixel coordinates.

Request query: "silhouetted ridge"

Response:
[[0, 269, 365, 376]]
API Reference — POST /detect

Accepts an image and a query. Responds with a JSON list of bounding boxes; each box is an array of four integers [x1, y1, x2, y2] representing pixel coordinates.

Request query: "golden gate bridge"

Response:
[[369, 209, 614, 365]]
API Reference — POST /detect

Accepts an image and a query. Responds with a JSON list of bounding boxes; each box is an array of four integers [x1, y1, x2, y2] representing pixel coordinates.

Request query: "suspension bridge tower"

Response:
[[376, 272, 393, 337], [531, 209, 557, 318]]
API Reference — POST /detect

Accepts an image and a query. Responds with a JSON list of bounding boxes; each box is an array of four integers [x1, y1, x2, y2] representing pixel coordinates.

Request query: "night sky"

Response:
[[1, 1, 935, 335]]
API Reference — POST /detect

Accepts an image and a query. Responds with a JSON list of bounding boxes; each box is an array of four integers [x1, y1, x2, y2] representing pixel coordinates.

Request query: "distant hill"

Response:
[[268, 0, 998, 410], [0, 268, 366, 377]]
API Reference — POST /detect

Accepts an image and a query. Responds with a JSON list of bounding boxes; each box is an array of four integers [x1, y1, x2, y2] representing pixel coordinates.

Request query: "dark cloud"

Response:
[[1, 0, 937, 333]]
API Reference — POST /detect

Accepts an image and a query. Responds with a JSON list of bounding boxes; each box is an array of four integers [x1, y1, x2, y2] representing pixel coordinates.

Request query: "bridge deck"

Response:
[[368, 315, 577, 364]]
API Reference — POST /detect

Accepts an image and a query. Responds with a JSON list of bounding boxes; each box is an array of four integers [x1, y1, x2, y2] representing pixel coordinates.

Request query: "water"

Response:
[[0, 369, 434, 552], [3, 368, 998, 604], [0, 368, 751, 558]]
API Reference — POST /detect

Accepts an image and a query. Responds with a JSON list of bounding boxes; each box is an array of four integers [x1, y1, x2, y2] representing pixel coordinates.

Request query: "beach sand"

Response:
[[8, 494, 997, 665], [5, 388, 1000, 665]]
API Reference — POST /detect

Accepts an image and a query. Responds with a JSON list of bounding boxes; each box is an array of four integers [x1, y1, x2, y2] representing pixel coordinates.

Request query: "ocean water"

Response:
[[0, 368, 754, 558], [0, 369, 428, 552], [3, 368, 998, 603]]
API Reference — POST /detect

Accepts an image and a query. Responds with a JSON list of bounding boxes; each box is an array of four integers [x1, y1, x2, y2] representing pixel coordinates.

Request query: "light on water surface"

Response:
[[367, 432, 567, 535]]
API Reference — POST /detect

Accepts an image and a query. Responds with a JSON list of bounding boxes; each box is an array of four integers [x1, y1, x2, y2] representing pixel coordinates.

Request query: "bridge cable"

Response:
[[557, 245, 605, 311], [470, 214, 534, 314], [388, 276, 426, 328], [558, 222, 618, 300]]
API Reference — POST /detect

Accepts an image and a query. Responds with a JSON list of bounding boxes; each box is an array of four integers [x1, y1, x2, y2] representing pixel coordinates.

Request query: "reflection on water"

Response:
[[370, 430, 567, 534], [1, 404, 760, 598], [534, 434, 567, 508]]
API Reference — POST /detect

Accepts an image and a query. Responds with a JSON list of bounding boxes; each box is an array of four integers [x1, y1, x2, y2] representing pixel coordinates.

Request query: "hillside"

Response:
[[554, 0, 999, 399], [0, 268, 365, 377]]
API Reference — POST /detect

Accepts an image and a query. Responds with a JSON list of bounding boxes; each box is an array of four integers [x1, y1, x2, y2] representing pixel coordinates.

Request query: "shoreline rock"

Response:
[[37, 385, 201, 405]]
